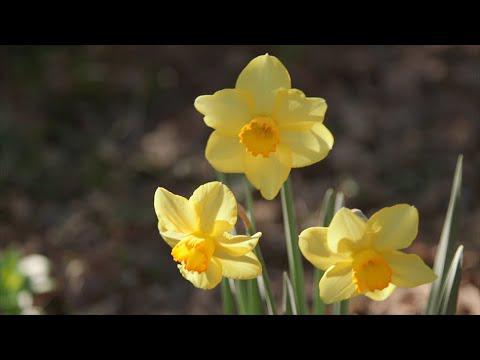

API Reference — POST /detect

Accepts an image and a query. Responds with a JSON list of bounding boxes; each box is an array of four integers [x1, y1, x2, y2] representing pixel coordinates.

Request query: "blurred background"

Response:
[[0, 45, 479, 314]]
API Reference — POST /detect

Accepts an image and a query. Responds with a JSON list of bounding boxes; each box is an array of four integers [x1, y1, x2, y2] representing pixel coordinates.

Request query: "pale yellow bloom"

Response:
[[299, 204, 437, 303], [154, 181, 262, 289], [194, 54, 333, 200]]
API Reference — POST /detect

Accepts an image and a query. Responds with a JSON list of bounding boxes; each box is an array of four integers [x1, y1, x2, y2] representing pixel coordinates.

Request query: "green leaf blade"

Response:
[[438, 245, 464, 315], [426, 155, 463, 315], [282, 272, 298, 315]]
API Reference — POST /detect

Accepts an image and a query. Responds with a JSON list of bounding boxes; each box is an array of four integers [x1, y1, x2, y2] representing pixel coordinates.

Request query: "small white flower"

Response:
[[18, 254, 55, 294]]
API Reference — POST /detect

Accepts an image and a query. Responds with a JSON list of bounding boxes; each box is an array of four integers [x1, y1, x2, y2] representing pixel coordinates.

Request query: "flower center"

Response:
[[239, 117, 280, 158], [352, 249, 392, 293], [171, 235, 215, 273]]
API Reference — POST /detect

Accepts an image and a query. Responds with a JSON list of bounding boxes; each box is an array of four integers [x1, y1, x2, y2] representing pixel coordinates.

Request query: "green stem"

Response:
[[216, 171, 253, 314], [253, 248, 276, 315], [215, 171, 228, 184], [331, 191, 349, 315], [332, 299, 350, 315], [312, 188, 336, 315], [244, 180, 257, 230], [244, 179, 276, 315], [312, 269, 325, 314], [220, 278, 236, 315], [235, 280, 249, 315], [246, 279, 264, 314], [280, 176, 306, 315]]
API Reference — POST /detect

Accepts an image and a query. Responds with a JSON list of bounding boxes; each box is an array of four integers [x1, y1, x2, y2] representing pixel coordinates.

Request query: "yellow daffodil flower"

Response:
[[194, 54, 334, 200], [299, 204, 437, 304], [154, 181, 262, 289]]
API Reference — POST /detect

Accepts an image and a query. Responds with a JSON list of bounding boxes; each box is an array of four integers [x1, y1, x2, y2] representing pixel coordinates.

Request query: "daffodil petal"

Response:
[[189, 181, 237, 236], [369, 204, 419, 251], [159, 230, 189, 248], [319, 262, 356, 304], [216, 232, 262, 257], [327, 208, 368, 254], [211, 221, 234, 239], [384, 250, 437, 288], [274, 88, 327, 130], [244, 144, 292, 200], [281, 122, 334, 168], [194, 89, 254, 136], [205, 131, 246, 173], [216, 251, 262, 280], [154, 187, 197, 235], [365, 283, 396, 301], [236, 54, 291, 115], [178, 258, 223, 290], [299, 227, 347, 270]]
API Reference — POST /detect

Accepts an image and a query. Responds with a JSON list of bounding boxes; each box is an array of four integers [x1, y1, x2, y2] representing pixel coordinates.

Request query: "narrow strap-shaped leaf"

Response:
[[282, 272, 298, 315], [426, 155, 463, 314], [438, 245, 464, 315], [281, 176, 307, 314], [312, 188, 336, 315], [331, 191, 349, 315]]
